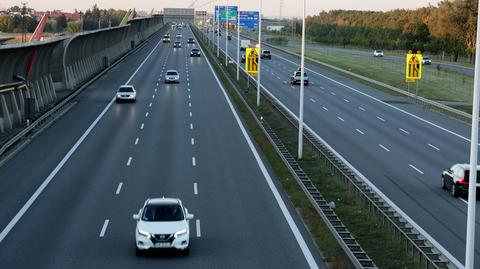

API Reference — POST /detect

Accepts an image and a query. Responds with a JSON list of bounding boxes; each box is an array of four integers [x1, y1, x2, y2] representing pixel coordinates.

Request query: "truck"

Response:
[[240, 40, 251, 51]]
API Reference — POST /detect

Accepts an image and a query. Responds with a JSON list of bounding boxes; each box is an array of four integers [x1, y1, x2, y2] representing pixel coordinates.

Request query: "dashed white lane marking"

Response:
[[126, 157, 132, 166], [140, 123, 144, 130], [460, 198, 468, 205], [193, 183, 198, 195], [99, 219, 110, 237], [156, 82, 159, 86], [196, 219, 201, 237], [188, 83, 190, 86], [149, 102, 152, 107], [356, 129, 365, 135], [322, 107, 328, 111], [358, 106, 366, 111], [188, 88, 191, 92], [283, 81, 288, 84], [154, 88, 157, 92], [276, 76, 281, 80], [343, 99, 350, 103], [189, 112, 193, 117], [399, 128, 410, 134], [152, 95, 155, 99], [115, 182, 123, 195], [190, 123, 193, 130], [409, 164, 424, 174], [320, 86, 325, 89], [188, 95, 191, 99], [337, 116, 345, 122], [191, 138, 195, 145], [330, 92, 336, 96], [145, 112, 149, 117], [379, 144, 391, 152], [134, 138, 139, 145], [428, 144, 441, 151], [192, 157, 196, 166], [309, 98, 316, 103], [376, 116, 386, 122], [291, 86, 295, 89], [189, 102, 192, 107]]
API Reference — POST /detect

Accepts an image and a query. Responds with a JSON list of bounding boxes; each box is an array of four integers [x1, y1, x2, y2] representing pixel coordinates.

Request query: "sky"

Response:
[[1, 0, 443, 17]]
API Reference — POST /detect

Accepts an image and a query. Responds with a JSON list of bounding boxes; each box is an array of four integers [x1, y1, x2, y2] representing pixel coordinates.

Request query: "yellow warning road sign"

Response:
[[406, 50, 422, 81], [246, 47, 259, 76]]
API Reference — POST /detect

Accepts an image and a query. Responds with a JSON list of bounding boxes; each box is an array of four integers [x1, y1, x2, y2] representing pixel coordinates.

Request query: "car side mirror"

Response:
[[133, 214, 139, 220], [186, 213, 194, 220]]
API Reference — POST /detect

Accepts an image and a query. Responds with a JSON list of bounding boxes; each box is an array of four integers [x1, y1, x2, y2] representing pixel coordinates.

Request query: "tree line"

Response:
[[291, 0, 477, 62]]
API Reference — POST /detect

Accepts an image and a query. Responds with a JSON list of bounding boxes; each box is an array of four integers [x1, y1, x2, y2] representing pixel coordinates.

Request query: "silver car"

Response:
[[116, 85, 136, 102], [165, 70, 180, 83]]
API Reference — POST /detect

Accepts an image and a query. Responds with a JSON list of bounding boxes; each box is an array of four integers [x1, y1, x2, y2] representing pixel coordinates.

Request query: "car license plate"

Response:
[[155, 242, 170, 248]]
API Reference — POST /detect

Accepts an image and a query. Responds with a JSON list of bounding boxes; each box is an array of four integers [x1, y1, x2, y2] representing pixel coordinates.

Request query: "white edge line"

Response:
[[197, 35, 320, 269], [0, 33, 163, 243], [99, 219, 110, 237]]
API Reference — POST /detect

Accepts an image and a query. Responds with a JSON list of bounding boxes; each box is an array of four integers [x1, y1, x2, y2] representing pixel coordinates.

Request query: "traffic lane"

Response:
[[0, 27, 169, 232], [0, 28, 171, 268]]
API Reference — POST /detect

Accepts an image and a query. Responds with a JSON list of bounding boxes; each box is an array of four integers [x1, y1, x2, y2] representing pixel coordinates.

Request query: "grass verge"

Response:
[[194, 28, 424, 268]]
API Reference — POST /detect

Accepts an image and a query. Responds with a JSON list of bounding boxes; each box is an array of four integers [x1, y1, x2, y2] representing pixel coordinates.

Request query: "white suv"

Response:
[[133, 198, 194, 255], [373, 50, 384, 57]]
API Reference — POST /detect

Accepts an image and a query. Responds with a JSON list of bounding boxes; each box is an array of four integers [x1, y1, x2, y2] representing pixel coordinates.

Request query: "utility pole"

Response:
[[225, 1, 229, 66], [236, 0, 240, 81], [21, 2, 27, 42], [279, 0, 284, 20], [257, 0, 262, 106]]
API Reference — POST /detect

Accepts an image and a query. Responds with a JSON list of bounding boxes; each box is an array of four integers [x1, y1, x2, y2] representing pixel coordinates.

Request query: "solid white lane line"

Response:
[[399, 128, 410, 134], [199, 36, 320, 269], [149, 102, 152, 107], [99, 219, 110, 237], [193, 183, 198, 195], [140, 123, 144, 130], [330, 92, 336, 96], [343, 99, 350, 103], [196, 219, 201, 237], [192, 157, 196, 166], [379, 144, 390, 152], [309, 98, 316, 103], [428, 144, 441, 151], [115, 182, 123, 195], [356, 129, 365, 135], [190, 123, 194, 130], [145, 112, 149, 117], [358, 106, 366, 111], [376, 116, 386, 122], [134, 138, 139, 145], [337, 116, 345, 122], [127, 157, 132, 166], [191, 138, 195, 145], [322, 107, 328, 111], [409, 164, 424, 175]]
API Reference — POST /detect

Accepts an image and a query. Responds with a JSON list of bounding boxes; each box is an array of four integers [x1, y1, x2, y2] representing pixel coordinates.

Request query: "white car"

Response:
[[373, 50, 384, 57], [133, 198, 194, 255], [116, 85, 136, 102], [176, 33, 182, 39], [165, 70, 180, 83]]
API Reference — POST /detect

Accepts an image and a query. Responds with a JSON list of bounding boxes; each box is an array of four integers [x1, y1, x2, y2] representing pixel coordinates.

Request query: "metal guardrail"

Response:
[[241, 33, 473, 122], [195, 27, 461, 269], [193, 26, 377, 269]]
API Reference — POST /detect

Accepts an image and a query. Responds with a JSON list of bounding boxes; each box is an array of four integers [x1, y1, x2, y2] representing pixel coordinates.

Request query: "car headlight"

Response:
[[174, 229, 187, 238], [138, 229, 151, 238]]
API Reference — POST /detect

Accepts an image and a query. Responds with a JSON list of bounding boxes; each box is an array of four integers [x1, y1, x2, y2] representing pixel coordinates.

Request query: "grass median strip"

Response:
[[194, 28, 424, 268]]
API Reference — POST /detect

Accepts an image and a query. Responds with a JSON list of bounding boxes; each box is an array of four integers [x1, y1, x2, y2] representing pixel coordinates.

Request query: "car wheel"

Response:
[[182, 247, 190, 256], [441, 177, 447, 190], [135, 246, 143, 256], [451, 184, 459, 197]]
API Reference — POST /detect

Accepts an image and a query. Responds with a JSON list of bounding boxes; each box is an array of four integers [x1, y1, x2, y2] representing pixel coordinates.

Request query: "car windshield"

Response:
[[192, 49, 199, 52], [119, 87, 133, 92], [295, 72, 307, 76], [167, 71, 178, 76], [142, 204, 184, 221], [424, 57, 430, 60], [264, 50, 270, 54]]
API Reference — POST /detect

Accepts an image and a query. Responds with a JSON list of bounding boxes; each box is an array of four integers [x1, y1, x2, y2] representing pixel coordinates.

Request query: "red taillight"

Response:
[[458, 176, 469, 184]]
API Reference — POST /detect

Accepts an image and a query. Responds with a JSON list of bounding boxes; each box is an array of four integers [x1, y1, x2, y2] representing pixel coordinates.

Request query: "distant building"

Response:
[[266, 25, 285, 32]]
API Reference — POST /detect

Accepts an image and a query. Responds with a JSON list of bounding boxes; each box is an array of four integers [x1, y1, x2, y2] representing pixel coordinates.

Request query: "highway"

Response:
[[209, 28, 480, 266], [0, 25, 325, 268]]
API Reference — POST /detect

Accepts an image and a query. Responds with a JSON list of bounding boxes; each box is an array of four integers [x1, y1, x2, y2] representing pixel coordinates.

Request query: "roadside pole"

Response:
[[465, 2, 480, 268], [236, 0, 240, 81], [217, 6, 220, 57], [257, 0, 262, 107], [298, 0, 306, 159], [226, 2, 229, 66]]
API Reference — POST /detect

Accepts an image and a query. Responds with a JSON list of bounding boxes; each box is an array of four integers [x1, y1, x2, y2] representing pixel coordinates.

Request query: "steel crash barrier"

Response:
[[0, 16, 164, 144]]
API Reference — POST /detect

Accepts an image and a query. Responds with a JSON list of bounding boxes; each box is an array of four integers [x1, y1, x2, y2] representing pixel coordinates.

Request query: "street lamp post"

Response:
[[256, 0, 262, 107], [225, 1, 229, 66], [236, 0, 240, 80], [298, 0, 306, 159], [465, 1, 480, 268], [217, 6, 220, 57]]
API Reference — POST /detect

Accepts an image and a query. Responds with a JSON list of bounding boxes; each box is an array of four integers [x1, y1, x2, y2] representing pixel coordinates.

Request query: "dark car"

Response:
[[227, 35, 232, 40], [261, 50, 271, 59], [162, 34, 171, 43], [187, 38, 195, 44], [442, 164, 480, 197], [190, 48, 201, 57]]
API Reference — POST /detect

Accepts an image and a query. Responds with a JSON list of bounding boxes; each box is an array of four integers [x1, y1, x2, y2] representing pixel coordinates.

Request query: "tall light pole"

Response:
[[465, 1, 480, 268], [225, 1, 229, 66], [297, 0, 306, 159], [236, 0, 240, 81], [217, 5, 220, 57], [256, 0, 262, 107]]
